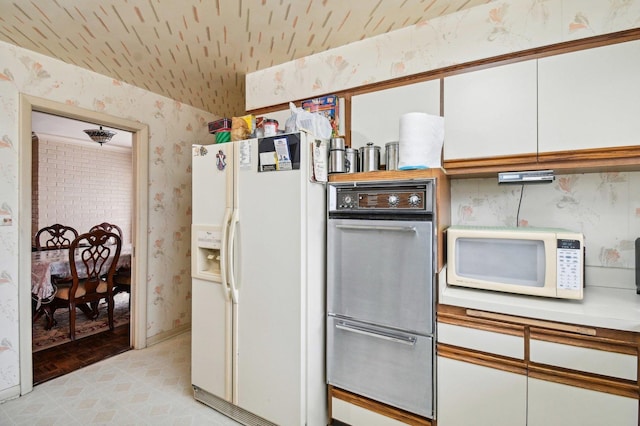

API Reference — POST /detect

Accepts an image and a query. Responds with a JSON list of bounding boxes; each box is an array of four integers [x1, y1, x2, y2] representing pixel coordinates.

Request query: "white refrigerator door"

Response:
[[232, 134, 311, 426], [191, 143, 234, 401]]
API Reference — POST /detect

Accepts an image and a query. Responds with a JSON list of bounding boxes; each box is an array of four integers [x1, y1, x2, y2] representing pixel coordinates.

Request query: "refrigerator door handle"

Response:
[[335, 224, 417, 233], [220, 207, 232, 299], [227, 208, 240, 304], [335, 321, 417, 346]]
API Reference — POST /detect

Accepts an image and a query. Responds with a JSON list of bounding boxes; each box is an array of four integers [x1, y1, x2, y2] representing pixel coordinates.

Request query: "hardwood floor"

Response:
[[32, 324, 131, 385]]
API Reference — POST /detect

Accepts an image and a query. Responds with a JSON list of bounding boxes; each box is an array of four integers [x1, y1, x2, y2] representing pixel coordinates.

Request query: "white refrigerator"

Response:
[[191, 131, 327, 426]]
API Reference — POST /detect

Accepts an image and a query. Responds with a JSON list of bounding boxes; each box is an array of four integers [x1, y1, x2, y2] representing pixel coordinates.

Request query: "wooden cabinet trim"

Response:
[[438, 343, 527, 375], [438, 311, 525, 338], [530, 327, 638, 356], [330, 386, 432, 426], [444, 145, 640, 177], [529, 363, 638, 400], [465, 309, 598, 336]]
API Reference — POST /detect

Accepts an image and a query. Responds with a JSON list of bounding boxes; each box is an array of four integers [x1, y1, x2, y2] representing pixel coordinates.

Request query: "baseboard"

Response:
[[0, 384, 21, 404], [145, 323, 191, 347]]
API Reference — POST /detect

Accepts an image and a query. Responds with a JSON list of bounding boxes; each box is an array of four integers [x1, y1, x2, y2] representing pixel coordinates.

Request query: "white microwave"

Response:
[[447, 226, 584, 300]]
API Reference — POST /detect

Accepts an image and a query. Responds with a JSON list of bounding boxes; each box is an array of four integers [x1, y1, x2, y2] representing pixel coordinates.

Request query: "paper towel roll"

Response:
[[398, 112, 444, 170]]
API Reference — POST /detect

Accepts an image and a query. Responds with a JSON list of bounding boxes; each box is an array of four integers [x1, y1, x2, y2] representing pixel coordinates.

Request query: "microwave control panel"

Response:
[[556, 239, 582, 290]]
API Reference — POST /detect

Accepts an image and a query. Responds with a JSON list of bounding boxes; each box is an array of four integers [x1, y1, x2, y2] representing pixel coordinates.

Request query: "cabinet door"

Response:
[[528, 378, 638, 426], [351, 80, 441, 155], [538, 39, 640, 152], [332, 397, 410, 426], [437, 356, 527, 426], [443, 59, 537, 161]]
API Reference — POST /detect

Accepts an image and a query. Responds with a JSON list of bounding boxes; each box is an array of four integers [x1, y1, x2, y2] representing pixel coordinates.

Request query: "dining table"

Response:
[[31, 244, 132, 309]]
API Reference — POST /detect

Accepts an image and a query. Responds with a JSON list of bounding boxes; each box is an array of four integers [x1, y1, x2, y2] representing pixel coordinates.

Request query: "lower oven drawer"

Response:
[[327, 316, 434, 418]]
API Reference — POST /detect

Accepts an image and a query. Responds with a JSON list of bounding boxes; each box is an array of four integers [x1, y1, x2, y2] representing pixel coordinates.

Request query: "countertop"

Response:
[[438, 267, 640, 333]]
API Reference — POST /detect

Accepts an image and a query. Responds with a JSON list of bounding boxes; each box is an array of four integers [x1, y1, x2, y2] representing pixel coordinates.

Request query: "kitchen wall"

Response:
[[246, 0, 640, 110], [451, 173, 640, 289], [0, 40, 217, 396], [32, 134, 133, 245], [245, 0, 640, 290]]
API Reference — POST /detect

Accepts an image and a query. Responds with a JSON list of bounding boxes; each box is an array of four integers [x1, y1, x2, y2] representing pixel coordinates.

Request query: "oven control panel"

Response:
[[330, 181, 433, 213]]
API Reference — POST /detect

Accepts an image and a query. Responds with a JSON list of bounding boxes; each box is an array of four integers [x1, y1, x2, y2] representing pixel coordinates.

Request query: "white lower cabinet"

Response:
[[436, 356, 527, 426], [436, 306, 640, 426], [528, 378, 638, 426], [332, 397, 408, 426]]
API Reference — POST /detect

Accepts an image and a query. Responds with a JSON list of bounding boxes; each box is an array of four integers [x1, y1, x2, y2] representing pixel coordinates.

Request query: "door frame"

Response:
[[18, 94, 149, 395]]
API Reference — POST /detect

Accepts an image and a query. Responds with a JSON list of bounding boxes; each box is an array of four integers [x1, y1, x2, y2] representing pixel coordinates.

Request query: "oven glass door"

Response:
[[327, 218, 434, 335]]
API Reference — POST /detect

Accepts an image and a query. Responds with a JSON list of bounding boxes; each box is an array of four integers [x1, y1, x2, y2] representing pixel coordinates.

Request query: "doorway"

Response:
[[18, 94, 149, 395]]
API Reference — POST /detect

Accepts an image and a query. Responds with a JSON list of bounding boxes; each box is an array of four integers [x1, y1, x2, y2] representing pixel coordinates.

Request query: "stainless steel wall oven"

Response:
[[326, 179, 437, 419]]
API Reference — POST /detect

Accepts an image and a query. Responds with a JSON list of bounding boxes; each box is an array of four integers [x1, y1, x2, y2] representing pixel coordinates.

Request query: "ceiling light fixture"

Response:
[[84, 126, 116, 146]]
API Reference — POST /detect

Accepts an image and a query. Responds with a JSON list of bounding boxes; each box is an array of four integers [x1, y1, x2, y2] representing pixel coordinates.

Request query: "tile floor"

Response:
[[0, 332, 241, 425]]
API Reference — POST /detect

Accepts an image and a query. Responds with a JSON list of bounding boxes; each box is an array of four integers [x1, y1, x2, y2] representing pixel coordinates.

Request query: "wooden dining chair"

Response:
[[32, 224, 79, 327], [89, 222, 123, 243], [90, 222, 131, 305], [34, 224, 78, 251], [47, 229, 122, 340]]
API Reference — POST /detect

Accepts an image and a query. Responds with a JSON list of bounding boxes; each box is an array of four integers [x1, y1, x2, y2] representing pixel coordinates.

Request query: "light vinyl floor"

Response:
[[0, 332, 241, 425]]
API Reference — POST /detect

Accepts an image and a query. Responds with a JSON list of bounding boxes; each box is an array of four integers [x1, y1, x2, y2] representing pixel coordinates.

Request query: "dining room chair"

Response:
[[90, 222, 131, 306], [47, 228, 122, 340], [32, 224, 79, 327], [34, 224, 78, 251]]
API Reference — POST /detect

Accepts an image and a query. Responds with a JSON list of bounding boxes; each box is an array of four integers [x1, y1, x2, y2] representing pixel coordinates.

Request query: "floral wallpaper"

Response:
[[246, 0, 640, 110], [451, 173, 640, 289], [244, 0, 640, 290], [0, 41, 216, 394]]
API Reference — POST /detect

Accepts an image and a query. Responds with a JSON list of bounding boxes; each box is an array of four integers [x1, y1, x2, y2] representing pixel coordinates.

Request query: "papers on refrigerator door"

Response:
[[274, 137, 293, 170], [239, 139, 252, 169], [259, 136, 292, 171], [311, 139, 328, 183]]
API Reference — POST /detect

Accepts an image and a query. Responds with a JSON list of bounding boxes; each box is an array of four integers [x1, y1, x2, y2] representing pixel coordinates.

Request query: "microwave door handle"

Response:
[[335, 322, 416, 346], [335, 224, 417, 233]]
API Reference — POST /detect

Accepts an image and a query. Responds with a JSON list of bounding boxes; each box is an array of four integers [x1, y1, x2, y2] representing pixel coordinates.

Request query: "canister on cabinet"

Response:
[[385, 141, 399, 171], [345, 148, 358, 173], [359, 143, 380, 172], [329, 137, 346, 173]]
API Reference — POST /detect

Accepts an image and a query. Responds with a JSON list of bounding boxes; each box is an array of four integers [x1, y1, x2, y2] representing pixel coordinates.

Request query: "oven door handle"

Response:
[[335, 224, 417, 233], [335, 322, 417, 346]]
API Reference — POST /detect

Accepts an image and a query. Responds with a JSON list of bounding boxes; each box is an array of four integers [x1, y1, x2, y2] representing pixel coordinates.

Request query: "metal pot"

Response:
[[359, 143, 380, 172]]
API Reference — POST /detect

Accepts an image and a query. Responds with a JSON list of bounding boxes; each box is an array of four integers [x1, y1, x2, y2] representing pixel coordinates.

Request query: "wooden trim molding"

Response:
[[530, 327, 638, 356], [330, 386, 432, 426], [437, 305, 524, 337], [438, 343, 528, 376], [465, 309, 598, 336], [528, 363, 638, 400], [445, 145, 640, 178]]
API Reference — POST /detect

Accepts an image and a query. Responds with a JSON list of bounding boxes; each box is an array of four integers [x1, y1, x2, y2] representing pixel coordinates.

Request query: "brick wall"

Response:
[[32, 134, 133, 246]]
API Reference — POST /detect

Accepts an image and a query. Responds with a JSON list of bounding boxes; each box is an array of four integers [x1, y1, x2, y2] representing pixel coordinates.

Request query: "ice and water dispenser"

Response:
[[191, 225, 222, 281]]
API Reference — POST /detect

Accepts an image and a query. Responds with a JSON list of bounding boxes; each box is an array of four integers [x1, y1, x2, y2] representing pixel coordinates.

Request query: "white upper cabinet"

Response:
[[538, 39, 640, 153], [443, 60, 538, 161], [351, 80, 441, 154]]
